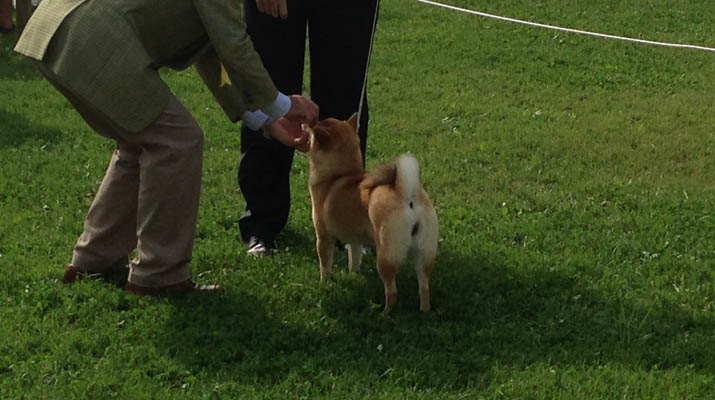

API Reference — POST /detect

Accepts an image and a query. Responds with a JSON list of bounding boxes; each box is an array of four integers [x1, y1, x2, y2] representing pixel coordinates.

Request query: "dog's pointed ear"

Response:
[[347, 112, 359, 132], [312, 125, 332, 149]]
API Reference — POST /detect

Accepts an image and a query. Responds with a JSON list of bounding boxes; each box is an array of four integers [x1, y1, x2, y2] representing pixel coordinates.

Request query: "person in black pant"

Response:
[[0, 0, 15, 33], [238, 0, 379, 256]]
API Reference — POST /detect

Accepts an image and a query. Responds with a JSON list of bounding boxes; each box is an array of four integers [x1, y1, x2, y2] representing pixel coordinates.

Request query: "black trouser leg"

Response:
[[238, 1, 307, 245], [238, 0, 379, 244], [308, 0, 379, 162]]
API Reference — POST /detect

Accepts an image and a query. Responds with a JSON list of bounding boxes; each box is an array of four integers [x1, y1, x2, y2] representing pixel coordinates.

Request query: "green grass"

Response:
[[2, 0, 715, 398]]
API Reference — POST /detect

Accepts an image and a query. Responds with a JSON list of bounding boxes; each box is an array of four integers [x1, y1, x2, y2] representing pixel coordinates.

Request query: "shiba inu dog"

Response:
[[306, 114, 438, 312]]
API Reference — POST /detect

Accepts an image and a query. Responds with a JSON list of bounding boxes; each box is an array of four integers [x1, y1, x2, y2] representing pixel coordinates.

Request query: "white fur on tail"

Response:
[[395, 153, 420, 202]]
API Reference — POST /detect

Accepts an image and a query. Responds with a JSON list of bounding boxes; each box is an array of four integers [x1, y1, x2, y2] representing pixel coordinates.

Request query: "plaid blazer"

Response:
[[15, 0, 277, 134]]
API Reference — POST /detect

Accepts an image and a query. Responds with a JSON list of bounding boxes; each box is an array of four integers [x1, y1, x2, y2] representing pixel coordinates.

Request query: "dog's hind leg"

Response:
[[347, 244, 363, 272], [377, 256, 399, 312], [415, 254, 434, 312], [317, 237, 336, 281]]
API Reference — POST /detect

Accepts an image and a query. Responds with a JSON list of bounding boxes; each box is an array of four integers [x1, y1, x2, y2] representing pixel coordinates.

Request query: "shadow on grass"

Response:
[[0, 34, 42, 81], [1, 36, 62, 149], [274, 226, 316, 258], [158, 289, 321, 381], [0, 109, 66, 149], [330, 248, 715, 379], [157, 246, 714, 391]]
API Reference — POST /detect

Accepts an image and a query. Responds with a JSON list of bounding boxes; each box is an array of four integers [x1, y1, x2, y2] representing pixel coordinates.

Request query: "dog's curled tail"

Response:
[[394, 153, 420, 202], [362, 153, 420, 201]]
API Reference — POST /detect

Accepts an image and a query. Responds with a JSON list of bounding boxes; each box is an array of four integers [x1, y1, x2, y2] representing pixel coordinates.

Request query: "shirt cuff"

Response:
[[240, 92, 290, 133], [263, 92, 292, 120], [240, 109, 270, 131]]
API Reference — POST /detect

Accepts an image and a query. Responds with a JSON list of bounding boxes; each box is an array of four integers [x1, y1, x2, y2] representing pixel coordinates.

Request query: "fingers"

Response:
[[286, 95, 319, 126], [256, 0, 266, 14], [268, 117, 310, 152], [278, 0, 288, 19], [256, 0, 288, 18]]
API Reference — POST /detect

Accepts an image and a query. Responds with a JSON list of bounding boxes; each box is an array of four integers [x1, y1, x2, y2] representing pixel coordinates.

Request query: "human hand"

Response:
[[285, 95, 319, 127], [266, 117, 310, 152], [256, 0, 288, 19]]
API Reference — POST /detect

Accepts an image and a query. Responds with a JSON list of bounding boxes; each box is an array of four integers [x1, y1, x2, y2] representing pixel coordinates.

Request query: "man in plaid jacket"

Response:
[[15, 0, 318, 295]]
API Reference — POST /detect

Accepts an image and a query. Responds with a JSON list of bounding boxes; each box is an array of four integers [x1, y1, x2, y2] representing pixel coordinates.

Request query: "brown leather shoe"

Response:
[[63, 264, 80, 284], [62, 258, 128, 284], [126, 280, 224, 297]]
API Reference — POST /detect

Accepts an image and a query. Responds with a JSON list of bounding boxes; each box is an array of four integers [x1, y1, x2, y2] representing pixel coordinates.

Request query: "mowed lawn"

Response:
[[1, 0, 714, 398]]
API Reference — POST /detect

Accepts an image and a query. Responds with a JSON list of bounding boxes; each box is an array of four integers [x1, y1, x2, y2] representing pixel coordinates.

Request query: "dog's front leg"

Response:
[[316, 236, 336, 281]]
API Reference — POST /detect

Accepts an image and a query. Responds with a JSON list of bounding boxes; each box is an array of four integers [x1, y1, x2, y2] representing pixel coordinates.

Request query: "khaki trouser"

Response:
[[39, 63, 204, 287]]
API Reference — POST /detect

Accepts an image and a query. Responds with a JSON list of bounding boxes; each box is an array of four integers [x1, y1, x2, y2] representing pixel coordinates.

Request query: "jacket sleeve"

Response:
[[192, 0, 278, 120], [195, 46, 249, 123]]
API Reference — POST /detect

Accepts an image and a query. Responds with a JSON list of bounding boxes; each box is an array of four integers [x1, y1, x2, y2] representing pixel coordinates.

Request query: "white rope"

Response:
[[416, 0, 715, 53], [357, 0, 381, 134]]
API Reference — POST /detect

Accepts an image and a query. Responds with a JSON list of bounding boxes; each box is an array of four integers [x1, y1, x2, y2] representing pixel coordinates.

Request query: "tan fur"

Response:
[[307, 114, 439, 312]]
